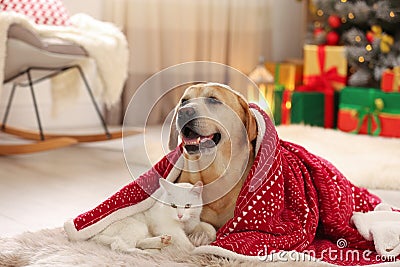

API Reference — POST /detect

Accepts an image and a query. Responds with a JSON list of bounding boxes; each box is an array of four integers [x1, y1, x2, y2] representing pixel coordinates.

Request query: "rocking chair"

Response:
[[0, 24, 137, 155]]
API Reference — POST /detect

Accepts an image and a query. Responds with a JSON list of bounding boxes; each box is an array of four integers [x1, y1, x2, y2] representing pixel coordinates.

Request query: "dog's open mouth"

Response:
[[181, 126, 221, 154]]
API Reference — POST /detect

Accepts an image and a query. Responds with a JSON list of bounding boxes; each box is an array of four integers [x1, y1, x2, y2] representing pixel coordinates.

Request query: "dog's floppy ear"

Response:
[[168, 105, 179, 151], [238, 96, 258, 142]]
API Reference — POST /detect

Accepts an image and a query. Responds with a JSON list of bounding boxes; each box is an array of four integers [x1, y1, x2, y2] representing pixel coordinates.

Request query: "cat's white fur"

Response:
[[91, 178, 216, 253]]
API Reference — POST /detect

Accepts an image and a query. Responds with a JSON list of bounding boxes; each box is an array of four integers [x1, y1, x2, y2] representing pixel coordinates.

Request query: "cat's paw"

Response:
[[160, 234, 172, 247]]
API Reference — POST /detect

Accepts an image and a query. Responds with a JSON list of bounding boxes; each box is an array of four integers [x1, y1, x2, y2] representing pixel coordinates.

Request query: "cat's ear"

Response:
[[190, 181, 203, 196], [159, 178, 172, 190]]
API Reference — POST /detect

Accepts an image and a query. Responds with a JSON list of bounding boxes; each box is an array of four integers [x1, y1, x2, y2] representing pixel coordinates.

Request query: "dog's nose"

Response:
[[178, 106, 195, 119]]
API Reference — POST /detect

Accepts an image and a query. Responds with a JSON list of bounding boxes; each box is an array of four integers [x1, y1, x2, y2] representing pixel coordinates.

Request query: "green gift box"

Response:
[[338, 87, 400, 137], [264, 62, 287, 125], [273, 86, 284, 125], [289, 91, 339, 128]]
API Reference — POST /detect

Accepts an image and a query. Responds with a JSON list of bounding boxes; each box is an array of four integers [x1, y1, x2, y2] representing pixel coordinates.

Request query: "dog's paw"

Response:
[[201, 222, 217, 242], [189, 222, 217, 246]]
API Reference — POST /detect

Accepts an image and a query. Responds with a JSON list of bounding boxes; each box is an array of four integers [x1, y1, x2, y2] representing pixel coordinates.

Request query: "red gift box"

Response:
[[338, 87, 400, 138], [381, 66, 400, 93], [338, 111, 400, 137]]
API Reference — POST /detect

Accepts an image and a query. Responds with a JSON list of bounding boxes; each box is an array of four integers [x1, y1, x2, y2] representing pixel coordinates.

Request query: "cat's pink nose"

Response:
[[178, 214, 183, 219]]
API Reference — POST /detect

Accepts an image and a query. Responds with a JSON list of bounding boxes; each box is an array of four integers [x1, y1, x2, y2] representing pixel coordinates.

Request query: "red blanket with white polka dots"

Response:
[[66, 104, 395, 265]]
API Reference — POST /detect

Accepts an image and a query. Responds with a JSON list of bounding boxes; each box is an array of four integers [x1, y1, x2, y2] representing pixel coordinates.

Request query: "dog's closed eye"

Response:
[[206, 96, 221, 105]]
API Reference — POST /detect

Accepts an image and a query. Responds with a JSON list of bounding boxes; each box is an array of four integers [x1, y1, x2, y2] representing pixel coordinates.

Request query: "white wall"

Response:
[[63, 0, 104, 20], [269, 0, 305, 61]]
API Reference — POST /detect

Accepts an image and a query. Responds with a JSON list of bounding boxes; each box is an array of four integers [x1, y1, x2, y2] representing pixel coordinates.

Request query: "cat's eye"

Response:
[[184, 204, 191, 209], [171, 203, 177, 208]]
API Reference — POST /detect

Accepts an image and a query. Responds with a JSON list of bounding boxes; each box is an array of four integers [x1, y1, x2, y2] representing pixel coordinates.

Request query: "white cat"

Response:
[[91, 178, 216, 253]]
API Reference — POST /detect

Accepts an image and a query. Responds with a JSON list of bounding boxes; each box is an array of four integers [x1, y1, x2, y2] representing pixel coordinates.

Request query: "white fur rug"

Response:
[[1, 228, 399, 267], [0, 228, 345, 267]]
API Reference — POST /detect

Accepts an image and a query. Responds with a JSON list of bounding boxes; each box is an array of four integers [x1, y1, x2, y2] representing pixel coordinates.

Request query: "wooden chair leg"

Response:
[[1, 83, 17, 130], [75, 65, 111, 139], [27, 69, 45, 140]]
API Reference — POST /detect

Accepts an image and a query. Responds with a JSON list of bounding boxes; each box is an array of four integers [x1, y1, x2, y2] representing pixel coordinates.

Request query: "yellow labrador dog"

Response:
[[169, 83, 258, 229]]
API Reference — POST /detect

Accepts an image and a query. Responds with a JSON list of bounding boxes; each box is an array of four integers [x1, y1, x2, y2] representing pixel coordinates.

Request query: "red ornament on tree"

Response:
[[366, 31, 374, 43], [326, 31, 340, 45], [328, 15, 341, 29], [313, 27, 324, 37]]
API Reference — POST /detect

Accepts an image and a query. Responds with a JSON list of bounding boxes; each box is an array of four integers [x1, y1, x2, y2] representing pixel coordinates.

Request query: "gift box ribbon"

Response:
[[392, 66, 400, 92], [281, 90, 292, 125], [350, 104, 382, 136], [341, 97, 386, 136], [297, 45, 346, 128]]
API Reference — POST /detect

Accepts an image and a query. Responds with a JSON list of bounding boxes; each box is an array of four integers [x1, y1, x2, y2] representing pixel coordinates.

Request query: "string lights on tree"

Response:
[[306, 0, 400, 87]]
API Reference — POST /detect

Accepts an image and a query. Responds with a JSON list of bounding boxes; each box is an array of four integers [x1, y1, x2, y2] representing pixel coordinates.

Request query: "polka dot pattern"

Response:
[[1, 0, 70, 26], [72, 103, 397, 265]]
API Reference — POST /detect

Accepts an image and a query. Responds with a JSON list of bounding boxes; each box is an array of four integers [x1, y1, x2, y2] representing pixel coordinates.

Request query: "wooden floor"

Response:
[[0, 131, 152, 237]]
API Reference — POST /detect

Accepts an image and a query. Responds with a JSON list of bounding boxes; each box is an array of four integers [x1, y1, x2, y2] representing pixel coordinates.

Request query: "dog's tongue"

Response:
[[183, 134, 214, 145]]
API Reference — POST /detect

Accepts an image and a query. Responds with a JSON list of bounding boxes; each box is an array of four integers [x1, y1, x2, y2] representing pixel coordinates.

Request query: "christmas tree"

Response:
[[306, 0, 400, 88]]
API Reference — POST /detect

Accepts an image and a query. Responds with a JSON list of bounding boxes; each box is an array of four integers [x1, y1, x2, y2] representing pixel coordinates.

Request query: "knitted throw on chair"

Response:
[[65, 104, 399, 266]]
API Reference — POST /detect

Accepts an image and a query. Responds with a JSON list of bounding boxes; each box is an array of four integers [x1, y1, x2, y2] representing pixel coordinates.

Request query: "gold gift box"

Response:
[[303, 45, 348, 91], [265, 61, 303, 91]]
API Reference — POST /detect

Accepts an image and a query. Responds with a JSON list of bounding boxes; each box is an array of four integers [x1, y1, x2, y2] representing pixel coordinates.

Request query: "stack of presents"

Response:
[[264, 45, 400, 138]]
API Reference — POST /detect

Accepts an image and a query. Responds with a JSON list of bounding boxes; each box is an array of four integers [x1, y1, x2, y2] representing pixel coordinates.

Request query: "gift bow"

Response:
[[302, 45, 347, 91], [371, 25, 394, 54], [351, 98, 383, 136], [298, 45, 346, 128]]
